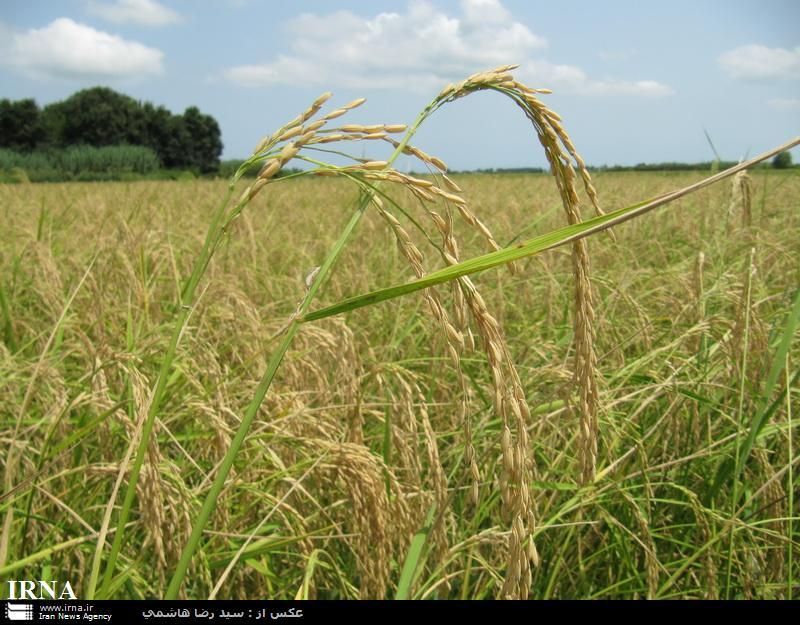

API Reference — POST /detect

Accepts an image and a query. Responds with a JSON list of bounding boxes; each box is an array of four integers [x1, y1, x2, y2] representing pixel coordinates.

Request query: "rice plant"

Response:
[[1, 65, 798, 600]]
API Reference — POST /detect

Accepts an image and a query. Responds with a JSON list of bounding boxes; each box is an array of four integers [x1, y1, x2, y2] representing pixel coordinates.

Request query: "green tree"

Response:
[[160, 114, 191, 169], [56, 87, 142, 146], [140, 102, 174, 166], [772, 151, 792, 169], [40, 101, 68, 147], [0, 98, 47, 151], [181, 106, 223, 173]]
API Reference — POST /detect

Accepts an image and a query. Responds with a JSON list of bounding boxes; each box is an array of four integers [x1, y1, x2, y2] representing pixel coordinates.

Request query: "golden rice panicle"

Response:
[[360, 160, 389, 171], [728, 169, 753, 230], [252, 112, 303, 155], [300, 91, 333, 123], [458, 275, 538, 599], [276, 125, 304, 143], [422, 173, 519, 274], [683, 489, 717, 599], [754, 449, 786, 583], [342, 96, 367, 111], [522, 92, 603, 217], [622, 492, 660, 599], [410, 200, 486, 499], [437, 65, 520, 100], [689, 250, 707, 353], [109, 364, 192, 590], [377, 113, 539, 592], [440, 64, 602, 218], [320, 97, 366, 122], [427, 65, 604, 590], [370, 194, 478, 507], [310, 440, 412, 599], [507, 73, 601, 485], [728, 247, 769, 388], [410, 197, 494, 506], [393, 372, 451, 561], [245, 93, 351, 203], [380, 136, 450, 173]]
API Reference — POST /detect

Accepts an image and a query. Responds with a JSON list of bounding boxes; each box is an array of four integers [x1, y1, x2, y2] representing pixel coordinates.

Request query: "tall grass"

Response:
[[0, 66, 798, 600], [0, 145, 161, 182]]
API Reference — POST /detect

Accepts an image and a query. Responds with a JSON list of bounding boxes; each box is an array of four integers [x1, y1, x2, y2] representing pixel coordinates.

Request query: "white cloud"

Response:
[[224, 0, 670, 97], [719, 44, 800, 81], [768, 98, 800, 112], [519, 62, 673, 96], [1, 18, 163, 79], [87, 0, 182, 27]]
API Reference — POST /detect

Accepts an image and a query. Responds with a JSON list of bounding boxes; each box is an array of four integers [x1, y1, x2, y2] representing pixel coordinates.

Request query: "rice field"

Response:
[[1, 68, 798, 600]]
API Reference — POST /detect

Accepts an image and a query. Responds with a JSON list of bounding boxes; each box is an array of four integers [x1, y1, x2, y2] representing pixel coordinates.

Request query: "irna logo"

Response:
[[6, 580, 77, 600]]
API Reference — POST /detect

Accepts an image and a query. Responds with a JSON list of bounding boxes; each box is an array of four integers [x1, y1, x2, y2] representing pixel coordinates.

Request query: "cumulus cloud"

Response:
[[224, 0, 671, 97], [719, 44, 800, 81], [518, 61, 673, 96], [1, 18, 163, 79], [87, 0, 182, 27]]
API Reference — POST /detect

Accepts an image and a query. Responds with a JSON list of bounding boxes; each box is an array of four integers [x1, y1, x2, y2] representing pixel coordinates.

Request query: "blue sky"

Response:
[[1, 0, 798, 169]]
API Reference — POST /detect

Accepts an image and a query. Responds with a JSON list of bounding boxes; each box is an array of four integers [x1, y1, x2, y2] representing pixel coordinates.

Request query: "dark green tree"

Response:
[[160, 114, 191, 169], [0, 98, 46, 151], [40, 101, 68, 147], [772, 151, 793, 169], [180, 106, 223, 173], [55, 87, 142, 146], [140, 102, 174, 165]]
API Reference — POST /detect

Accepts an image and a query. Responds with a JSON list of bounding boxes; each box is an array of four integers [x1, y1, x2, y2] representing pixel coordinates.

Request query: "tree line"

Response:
[[450, 155, 793, 175], [0, 87, 222, 175]]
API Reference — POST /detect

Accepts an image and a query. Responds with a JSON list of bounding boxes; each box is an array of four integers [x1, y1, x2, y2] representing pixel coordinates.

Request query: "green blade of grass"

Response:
[[295, 549, 323, 600], [0, 279, 16, 352], [395, 502, 436, 600]]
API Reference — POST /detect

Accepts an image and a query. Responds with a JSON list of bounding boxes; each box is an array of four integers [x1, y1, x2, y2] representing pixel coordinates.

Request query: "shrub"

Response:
[[772, 150, 793, 169]]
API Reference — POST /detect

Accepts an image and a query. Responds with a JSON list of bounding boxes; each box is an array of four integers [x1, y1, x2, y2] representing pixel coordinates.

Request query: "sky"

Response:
[[0, 0, 798, 169]]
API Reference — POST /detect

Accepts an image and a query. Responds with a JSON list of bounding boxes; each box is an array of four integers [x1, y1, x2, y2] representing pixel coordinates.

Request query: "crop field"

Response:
[[1, 71, 798, 600]]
